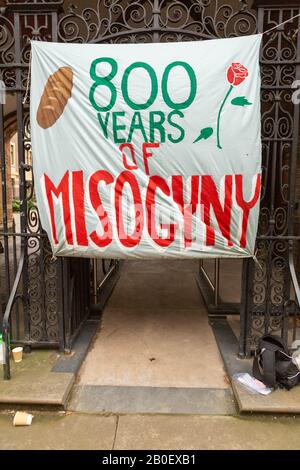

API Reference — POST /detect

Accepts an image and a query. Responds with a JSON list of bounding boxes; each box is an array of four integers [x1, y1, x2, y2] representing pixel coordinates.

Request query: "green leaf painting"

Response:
[[193, 62, 252, 149], [193, 127, 213, 143], [231, 96, 252, 106]]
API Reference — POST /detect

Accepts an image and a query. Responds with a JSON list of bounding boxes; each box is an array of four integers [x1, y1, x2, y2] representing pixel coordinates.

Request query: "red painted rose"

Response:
[[227, 63, 248, 86]]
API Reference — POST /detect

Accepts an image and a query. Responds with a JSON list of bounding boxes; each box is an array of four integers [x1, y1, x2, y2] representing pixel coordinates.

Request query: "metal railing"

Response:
[[197, 259, 241, 316], [2, 248, 24, 380], [91, 259, 121, 313]]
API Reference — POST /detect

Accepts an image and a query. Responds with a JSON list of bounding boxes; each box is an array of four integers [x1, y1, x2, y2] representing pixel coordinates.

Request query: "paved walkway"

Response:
[[1, 260, 299, 449], [0, 412, 300, 449], [78, 260, 227, 389]]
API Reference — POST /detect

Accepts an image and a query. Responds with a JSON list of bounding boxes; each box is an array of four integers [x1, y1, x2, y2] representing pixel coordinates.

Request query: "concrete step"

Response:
[[212, 319, 300, 414], [0, 319, 99, 410]]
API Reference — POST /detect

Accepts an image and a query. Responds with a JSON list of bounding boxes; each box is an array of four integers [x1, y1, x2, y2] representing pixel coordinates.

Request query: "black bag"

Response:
[[253, 334, 300, 390]]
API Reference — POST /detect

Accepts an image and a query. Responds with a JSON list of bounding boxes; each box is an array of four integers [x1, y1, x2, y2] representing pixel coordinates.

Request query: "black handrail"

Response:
[[2, 249, 25, 380]]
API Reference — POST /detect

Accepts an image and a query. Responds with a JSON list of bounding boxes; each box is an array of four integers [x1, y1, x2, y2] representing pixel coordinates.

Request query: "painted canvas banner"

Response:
[[30, 34, 262, 259]]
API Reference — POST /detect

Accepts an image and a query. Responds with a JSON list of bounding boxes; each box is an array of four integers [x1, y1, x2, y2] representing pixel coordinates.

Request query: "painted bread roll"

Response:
[[37, 66, 73, 129]]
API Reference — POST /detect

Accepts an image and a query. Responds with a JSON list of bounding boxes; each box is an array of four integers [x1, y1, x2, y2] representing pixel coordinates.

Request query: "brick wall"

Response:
[[0, 133, 14, 231]]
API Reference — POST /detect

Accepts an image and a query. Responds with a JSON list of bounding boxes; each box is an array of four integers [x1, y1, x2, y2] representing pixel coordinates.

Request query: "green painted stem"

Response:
[[216, 85, 233, 149]]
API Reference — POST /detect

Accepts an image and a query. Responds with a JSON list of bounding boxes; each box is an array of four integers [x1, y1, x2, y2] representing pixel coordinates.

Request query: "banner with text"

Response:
[[31, 34, 262, 259]]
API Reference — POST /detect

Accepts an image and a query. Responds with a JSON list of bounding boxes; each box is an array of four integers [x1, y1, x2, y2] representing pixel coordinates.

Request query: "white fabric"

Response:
[[30, 34, 262, 259]]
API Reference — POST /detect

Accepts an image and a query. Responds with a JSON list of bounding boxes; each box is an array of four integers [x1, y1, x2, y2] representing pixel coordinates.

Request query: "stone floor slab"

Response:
[[115, 414, 300, 450], [232, 381, 300, 414], [212, 319, 300, 414], [0, 413, 116, 450], [78, 260, 227, 389], [68, 385, 236, 415], [0, 351, 74, 407]]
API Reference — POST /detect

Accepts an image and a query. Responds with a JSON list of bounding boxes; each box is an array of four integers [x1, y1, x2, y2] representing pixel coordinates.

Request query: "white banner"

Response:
[[30, 34, 262, 259]]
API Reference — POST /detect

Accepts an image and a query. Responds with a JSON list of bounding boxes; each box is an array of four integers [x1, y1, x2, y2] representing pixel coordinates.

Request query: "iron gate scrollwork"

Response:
[[0, 0, 119, 379], [57, 0, 257, 43], [240, 0, 300, 356], [0, 0, 300, 379], [0, 1, 67, 376]]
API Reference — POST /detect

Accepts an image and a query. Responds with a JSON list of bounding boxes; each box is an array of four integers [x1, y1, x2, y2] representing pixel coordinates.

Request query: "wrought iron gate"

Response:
[[0, 0, 300, 378]]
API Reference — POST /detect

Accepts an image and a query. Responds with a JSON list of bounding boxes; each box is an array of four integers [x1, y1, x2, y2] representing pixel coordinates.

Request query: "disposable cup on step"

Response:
[[13, 411, 33, 426], [12, 347, 23, 363]]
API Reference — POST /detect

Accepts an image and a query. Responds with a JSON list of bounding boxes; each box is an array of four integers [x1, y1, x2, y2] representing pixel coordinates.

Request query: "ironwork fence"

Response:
[[0, 0, 300, 379], [240, 1, 300, 356]]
